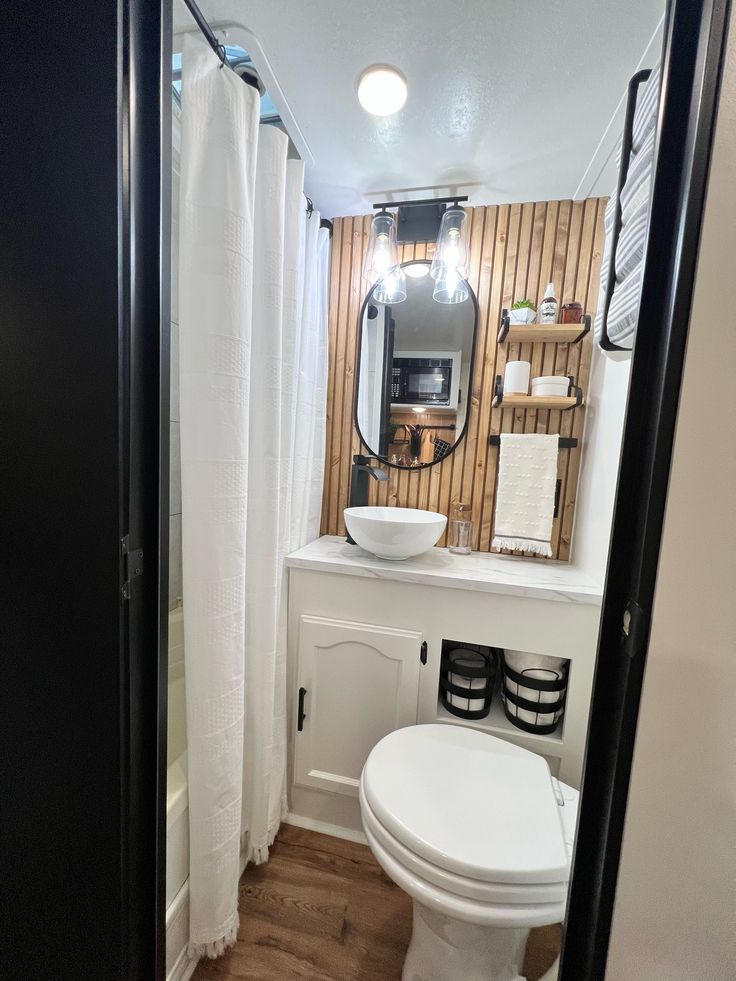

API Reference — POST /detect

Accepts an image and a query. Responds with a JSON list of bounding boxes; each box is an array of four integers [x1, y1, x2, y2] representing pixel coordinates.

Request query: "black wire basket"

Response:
[[501, 653, 569, 735], [439, 643, 500, 720]]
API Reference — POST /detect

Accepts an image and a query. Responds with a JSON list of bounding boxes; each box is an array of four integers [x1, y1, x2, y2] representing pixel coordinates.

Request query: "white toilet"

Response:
[[359, 724, 578, 981]]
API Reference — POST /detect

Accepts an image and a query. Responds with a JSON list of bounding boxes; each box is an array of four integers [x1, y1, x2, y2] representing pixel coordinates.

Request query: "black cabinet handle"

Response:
[[297, 687, 307, 732]]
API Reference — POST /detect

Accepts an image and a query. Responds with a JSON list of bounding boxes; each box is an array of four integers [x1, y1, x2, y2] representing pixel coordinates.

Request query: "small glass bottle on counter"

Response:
[[448, 502, 473, 554]]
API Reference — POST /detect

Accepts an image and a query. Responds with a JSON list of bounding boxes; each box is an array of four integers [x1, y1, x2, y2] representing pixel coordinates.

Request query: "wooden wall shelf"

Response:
[[497, 312, 591, 345], [492, 393, 580, 410], [493, 373, 584, 411]]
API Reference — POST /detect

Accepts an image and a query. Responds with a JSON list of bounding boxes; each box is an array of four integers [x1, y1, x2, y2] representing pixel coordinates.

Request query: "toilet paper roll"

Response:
[[503, 360, 531, 395]]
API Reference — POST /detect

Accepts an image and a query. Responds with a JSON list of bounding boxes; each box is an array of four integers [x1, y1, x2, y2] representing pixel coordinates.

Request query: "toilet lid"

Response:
[[361, 724, 569, 885]]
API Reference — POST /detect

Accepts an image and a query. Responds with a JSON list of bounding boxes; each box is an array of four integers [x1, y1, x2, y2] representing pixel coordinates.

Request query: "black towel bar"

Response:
[[599, 68, 652, 352], [488, 435, 577, 448]]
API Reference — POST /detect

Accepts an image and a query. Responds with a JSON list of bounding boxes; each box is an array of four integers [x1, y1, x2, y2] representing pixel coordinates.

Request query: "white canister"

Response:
[[503, 650, 567, 726], [531, 375, 570, 398], [503, 360, 531, 395], [448, 651, 488, 713]]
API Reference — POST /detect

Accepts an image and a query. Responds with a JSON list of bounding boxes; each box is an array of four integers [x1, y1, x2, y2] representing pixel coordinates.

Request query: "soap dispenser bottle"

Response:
[[539, 282, 559, 323]]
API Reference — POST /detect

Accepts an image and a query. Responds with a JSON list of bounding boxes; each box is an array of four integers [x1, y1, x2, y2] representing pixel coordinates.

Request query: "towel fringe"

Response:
[[492, 536, 553, 558], [187, 909, 239, 960]]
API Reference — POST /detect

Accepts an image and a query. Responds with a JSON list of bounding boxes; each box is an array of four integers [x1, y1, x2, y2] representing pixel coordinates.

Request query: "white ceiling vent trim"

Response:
[[214, 23, 315, 168], [171, 21, 315, 168]]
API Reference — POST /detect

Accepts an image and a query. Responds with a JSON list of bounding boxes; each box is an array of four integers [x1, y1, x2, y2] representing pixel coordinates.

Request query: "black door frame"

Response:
[[0, 0, 169, 977], [560, 0, 730, 978], [122, 0, 171, 977]]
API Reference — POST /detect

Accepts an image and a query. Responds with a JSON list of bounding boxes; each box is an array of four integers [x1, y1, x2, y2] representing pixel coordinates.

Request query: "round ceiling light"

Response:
[[404, 263, 430, 278], [357, 65, 407, 116]]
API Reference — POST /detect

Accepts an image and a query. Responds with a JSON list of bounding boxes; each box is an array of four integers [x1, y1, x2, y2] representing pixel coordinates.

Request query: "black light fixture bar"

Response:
[[372, 195, 469, 210], [372, 196, 469, 244]]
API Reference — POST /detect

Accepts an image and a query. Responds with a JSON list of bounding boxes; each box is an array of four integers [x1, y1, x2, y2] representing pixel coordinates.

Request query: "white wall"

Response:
[[572, 346, 631, 584], [575, 17, 665, 199], [605, 10, 736, 978]]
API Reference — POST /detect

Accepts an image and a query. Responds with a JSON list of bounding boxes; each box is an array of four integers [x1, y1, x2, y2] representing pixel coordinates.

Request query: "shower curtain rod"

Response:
[[180, 0, 320, 220], [180, 0, 230, 67]]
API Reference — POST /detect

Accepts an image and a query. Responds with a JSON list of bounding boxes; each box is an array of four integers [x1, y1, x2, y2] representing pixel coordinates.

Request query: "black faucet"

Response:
[[346, 454, 388, 543]]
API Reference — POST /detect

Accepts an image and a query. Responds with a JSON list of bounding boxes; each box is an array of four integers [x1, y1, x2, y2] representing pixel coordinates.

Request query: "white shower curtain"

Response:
[[241, 132, 330, 865], [179, 35, 329, 959]]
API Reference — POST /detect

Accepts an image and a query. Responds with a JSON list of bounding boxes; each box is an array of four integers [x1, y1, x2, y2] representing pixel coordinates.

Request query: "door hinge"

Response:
[[420, 641, 428, 665], [121, 534, 144, 600], [622, 599, 647, 660]]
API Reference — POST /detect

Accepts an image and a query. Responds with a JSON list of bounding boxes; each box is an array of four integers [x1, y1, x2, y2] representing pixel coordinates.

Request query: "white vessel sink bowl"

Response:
[[344, 506, 447, 560]]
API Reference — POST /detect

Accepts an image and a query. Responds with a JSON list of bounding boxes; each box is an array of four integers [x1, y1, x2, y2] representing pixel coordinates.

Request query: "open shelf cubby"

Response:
[[436, 697, 564, 749]]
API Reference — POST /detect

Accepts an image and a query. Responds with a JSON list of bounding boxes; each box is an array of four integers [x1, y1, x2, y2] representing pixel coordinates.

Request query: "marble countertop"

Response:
[[286, 536, 603, 605]]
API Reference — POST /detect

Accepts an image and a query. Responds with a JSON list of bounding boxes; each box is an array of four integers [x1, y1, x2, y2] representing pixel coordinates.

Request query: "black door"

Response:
[[0, 1, 170, 978]]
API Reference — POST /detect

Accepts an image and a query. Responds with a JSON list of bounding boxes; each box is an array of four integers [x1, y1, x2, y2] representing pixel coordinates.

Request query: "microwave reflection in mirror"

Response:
[[356, 259, 477, 469]]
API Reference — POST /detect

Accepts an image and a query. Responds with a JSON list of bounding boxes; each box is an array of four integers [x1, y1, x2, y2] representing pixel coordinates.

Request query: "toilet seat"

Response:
[[360, 784, 569, 907], [359, 724, 577, 928]]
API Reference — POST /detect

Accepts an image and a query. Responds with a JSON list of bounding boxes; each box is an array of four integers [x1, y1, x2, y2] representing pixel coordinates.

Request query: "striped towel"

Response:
[[595, 62, 661, 350]]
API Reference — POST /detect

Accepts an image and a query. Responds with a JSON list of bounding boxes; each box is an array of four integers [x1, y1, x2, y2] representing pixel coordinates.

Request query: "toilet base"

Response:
[[402, 901, 529, 981]]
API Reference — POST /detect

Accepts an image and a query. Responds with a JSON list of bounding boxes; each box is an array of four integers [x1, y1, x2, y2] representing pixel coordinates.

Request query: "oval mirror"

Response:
[[355, 259, 478, 469]]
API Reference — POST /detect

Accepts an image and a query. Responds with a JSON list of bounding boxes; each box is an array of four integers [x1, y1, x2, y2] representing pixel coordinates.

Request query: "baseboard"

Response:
[[284, 811, 368, 845], [167, 946, 199, 981], [166, 879, 199, 981]]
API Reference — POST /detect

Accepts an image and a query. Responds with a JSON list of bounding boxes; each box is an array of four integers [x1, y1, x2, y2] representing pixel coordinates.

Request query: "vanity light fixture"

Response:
[[357, 65, 408, 116], [431, 206, 470, 304], [363, 211, 406, 303]]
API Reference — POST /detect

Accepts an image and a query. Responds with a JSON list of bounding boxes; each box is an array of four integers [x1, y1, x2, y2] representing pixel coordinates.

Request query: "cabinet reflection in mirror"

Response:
[[355, 259, 478, 469]]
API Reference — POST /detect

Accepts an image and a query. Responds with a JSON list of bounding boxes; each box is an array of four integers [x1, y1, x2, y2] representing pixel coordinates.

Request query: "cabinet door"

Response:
[[294, 615, 423, 797]]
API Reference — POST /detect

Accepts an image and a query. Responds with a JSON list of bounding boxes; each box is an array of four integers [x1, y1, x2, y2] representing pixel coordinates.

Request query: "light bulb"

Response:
[[363, 212, 399, 284], [373, 233, 391, 276], [430, 206, 469, 304], [373, 266, 407, 305], [433, 273, 469, 304], [430, 207, 468, 278]]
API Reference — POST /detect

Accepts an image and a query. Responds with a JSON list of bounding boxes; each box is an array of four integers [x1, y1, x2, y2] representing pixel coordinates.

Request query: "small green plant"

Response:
[[511, 298, 536, 311]]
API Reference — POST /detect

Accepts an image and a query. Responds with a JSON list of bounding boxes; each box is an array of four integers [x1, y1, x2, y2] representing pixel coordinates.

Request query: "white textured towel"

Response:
[[492, 434, 559, 557]]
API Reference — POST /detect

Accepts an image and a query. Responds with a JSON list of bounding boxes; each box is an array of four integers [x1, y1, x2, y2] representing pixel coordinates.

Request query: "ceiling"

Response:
[[174, 0, 665, 218], [390, 267, 475, 356]]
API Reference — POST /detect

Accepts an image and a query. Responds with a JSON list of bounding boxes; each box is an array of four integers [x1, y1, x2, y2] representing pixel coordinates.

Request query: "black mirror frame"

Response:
[[353, 258, 479, 471]]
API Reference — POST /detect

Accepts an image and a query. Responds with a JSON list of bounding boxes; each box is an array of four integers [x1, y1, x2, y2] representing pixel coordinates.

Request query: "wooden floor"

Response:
[[192, 825, 561, 981]]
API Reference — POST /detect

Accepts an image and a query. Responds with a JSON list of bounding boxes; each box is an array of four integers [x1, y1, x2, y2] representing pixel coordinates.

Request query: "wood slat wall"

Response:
[[320, 199, 606, 560]]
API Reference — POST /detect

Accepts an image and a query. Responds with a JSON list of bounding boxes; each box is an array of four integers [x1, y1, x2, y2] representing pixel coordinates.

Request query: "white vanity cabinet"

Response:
[[293, 615, 423, 798], [287, 537, 603, 839]]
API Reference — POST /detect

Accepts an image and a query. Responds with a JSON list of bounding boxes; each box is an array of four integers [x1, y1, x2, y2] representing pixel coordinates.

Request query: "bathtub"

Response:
[[166, 606, 196, 981]]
